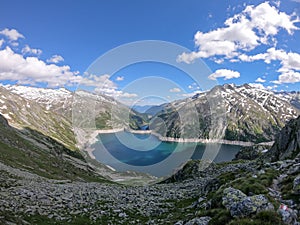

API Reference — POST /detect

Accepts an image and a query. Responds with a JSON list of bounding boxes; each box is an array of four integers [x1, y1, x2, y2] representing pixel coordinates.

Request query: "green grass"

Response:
[[0, 122, 111, 183], [281, 175, 300, 204], [228, 211, 284, 225]]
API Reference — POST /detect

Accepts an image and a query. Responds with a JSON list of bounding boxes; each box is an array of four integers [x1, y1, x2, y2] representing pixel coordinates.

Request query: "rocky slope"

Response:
[[150, 84, 299, 143], [263, 115, 300, 162], [0, 86, 76, 150], [0, 84, 147, 153], [3, 84, 147, 130]]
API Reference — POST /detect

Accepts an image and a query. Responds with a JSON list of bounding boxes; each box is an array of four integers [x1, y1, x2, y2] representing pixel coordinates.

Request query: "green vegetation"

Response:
[[228, 211, 284, 225], [95, 111, 112, 129], [0, 120, 110, 182], [281, 175, 300, 204], [200, 167, 282, 224]]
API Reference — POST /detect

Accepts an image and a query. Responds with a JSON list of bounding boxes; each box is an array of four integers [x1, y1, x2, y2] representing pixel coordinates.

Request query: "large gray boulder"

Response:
[[222, 187, 274, 217]]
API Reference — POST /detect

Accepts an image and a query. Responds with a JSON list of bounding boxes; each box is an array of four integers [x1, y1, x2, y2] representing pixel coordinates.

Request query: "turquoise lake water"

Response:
[[91, 131, 241, 177]]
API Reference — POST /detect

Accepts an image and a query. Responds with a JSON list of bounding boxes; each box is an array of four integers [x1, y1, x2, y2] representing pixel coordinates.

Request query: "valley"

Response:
[[0, 83, 299, 224]]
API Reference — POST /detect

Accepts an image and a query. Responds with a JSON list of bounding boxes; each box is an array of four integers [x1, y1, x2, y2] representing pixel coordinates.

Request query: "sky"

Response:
[[0, 0, 300, 105]]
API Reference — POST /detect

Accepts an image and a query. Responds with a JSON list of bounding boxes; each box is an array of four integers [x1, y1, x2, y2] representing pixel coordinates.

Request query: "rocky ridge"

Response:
[[151, 84, 299, 143]]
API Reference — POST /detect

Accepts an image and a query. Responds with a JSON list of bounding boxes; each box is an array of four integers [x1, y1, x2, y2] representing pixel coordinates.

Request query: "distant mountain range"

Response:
[[0, 83, 299, 147]]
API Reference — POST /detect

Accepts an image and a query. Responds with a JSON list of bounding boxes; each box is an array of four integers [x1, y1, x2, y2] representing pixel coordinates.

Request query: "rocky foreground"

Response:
[[0, 155, 299, 225], [0, 116, 299, 224]]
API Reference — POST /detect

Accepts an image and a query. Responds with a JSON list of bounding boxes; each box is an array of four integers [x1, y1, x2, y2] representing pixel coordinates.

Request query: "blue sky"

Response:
[[0, 0, 299, 105]]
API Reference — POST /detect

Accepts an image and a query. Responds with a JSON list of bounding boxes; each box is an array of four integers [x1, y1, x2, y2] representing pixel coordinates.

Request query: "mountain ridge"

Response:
[[149, 83, 299, 143]]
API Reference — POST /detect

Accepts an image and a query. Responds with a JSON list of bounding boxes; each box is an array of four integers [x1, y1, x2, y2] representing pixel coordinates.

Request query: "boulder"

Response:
[[278, 205, 299, 225], [293, 175, 300, 194], [184, 216, 211, 225], [222, 187, 247, 209], [222, 187, 274, 217]]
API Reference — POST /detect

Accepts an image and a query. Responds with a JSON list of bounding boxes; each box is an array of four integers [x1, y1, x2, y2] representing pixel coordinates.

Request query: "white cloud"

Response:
[[273, 70, 300, 84], [177, 2, 299, 63], [249, 83, 266, 89], [47, 55, 64, 64], [10, 42, 19, 47], [0, 39, 4, 47], [239, 47, 300, 83], [80, 73, 117, 90], [255, 77, 266, 82], [22, 45, 42, 55], [116, 76, 124, 81], [0, 28, 24, 41], [120, 92, 138, 98], [169, 87, 181, 93], [0, 46, 81, 87], [208, 69, 240, 80], [182, 90, 203, 98], [291, 0, 300, 3]]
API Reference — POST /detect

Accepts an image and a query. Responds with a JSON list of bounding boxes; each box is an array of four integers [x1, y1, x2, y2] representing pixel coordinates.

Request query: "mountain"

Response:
[[132, 105, 155, 113], [0, 85, 155, 184], [0, 113, 109, 182], [0, 85, 76, 150], [145, 103, 168, 116], [0, 85, 147, 148], [1, 84, 300, 225], [151, 84, 300, 143], [263, 115, 300, 162], [276, 91, 300, 110], [132, 104, 169, 116]]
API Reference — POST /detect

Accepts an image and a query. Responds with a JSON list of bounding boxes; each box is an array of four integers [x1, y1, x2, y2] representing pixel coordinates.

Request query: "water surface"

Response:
[[92, 131, 241, 177]]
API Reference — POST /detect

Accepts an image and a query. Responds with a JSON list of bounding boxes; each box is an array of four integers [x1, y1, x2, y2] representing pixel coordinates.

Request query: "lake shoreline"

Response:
[[87, 128, 274, 147]]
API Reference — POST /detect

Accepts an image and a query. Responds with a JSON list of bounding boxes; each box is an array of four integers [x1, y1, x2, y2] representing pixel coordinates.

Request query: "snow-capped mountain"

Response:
[[151, 84, 300, 143], [0, 85, 146, 149], [3, 85, 74, 116], [0, 85, 76, 150]]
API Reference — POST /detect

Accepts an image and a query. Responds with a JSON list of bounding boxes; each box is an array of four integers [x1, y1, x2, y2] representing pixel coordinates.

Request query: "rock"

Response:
[[234, 145, 270, 160], [293, 175, 300, 194], [278, 205, 299, 225], [118, 212, 127, 218], [222, 187, 274, 217], [222, 187, 247, 209], [185, 216, 211, 225], [263, 116, 300, 162]]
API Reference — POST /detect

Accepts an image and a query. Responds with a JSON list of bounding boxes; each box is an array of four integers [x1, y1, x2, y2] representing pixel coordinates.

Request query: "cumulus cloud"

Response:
[[255, 77, 266, 82], [0, 44, 136, 100], [0, 46, 81, 87], [47, 55, 64, 64], [116, 76, 124, 81], [0, 28, 24, 41], [239, 47, 300, 83], [22, 45, 42, 55], [177, 2, 299, 64], [273, 70, 300, 84], [169, 87, 181, 93], [0, 39, 4, 47], [208, 69, 240, 80]]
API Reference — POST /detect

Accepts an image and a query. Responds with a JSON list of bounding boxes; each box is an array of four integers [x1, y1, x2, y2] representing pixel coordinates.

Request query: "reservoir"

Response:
[[91, 131, 241, 177]]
